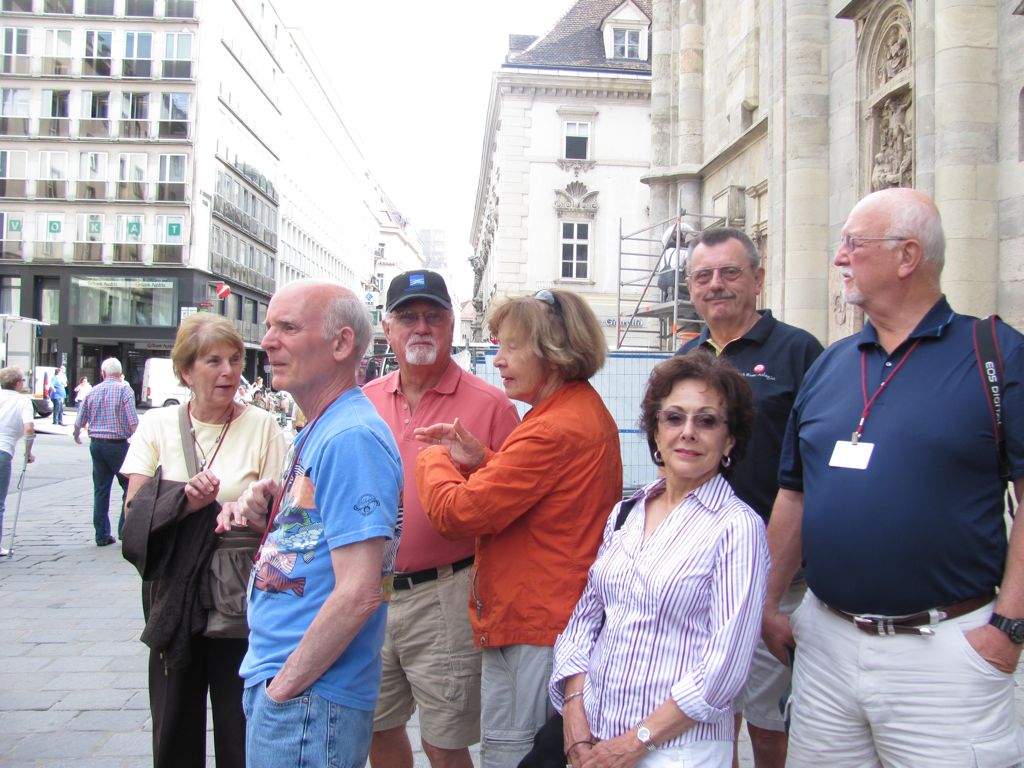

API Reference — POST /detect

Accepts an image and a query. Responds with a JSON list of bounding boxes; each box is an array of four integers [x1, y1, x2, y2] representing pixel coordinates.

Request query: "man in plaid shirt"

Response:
[[74, 357, 138, 546]]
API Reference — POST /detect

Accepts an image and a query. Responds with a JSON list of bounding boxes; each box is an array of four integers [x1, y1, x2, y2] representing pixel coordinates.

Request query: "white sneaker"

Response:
[[0, 547, 10, 557]]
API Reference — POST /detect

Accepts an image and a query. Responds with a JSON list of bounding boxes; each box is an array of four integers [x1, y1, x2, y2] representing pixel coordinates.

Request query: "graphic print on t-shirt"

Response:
[[253, 472, 322, 597]]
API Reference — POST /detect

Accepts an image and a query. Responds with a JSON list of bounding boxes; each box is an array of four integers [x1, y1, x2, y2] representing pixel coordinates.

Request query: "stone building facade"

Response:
[[646, 0, 1024, 343], [470, 0, 654, 345]]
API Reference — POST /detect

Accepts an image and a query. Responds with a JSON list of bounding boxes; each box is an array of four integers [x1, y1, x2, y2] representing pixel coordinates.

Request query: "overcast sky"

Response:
[[282, 1, 577, 294]]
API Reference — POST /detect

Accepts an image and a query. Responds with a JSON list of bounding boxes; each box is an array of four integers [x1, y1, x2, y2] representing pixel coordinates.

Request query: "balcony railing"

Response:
[[73, 242, 103, 262], [0, 116, 30, 136], [120, 119, 150, 138], [122, 59, 152, 78], [116, 180, 146, 201], [158, 120, 189, 139], [41, 57, 71, 76], [157, 182, 185, 202], [1, 57, 30, 75], [162, 60, 192, 79], [165, 0, 195, 19], [40, 117, 70, 137], [0, 178, 28, 197], [79, 118, 110, 138], [113, 243, 141, 263], [153, 244, 182, 264], [0, 241, 24, 261], [76, 180, 107, 200], [37, 179, 68, 199], [83, 58, 112, 77], [34, 241, 67, 262]]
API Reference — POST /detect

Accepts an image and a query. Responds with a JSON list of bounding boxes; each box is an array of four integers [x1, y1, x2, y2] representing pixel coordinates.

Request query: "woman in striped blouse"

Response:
[[551, 352, 769, 768]]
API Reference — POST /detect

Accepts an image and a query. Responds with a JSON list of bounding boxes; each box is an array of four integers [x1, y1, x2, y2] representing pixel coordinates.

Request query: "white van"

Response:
[[141, 357, 190, 408]]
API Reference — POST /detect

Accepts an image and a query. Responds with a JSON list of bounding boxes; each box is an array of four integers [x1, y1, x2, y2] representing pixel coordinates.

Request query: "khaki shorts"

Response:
[[373, 563, 481, 749]]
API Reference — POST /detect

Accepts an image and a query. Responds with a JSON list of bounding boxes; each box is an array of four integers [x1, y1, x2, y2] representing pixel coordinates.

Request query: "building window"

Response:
[[78, 151, 107, 199], [164, 0, 195, 19], [0, 215, 25, 262], [38, 278, 60, 323], [72, 276, 176, 326], [163, 31, 192, 78], [121, 91, 149, 137], [84, 0, 114, 15], [0, 275, 21, 310], [36, 212, 65, 262], [0, 149, 27, 197], [117, 153, 146, 201], [114, 213, 144, 262], [157, 153, 186, 201], [2, 0, 32, 11], [43, 28, 72, 75], [84, 30, 112, 76], [124, 0, 154, 15], [80, 90, 110, 137], [561, 222, 589, 280], [0, 88, 29, 136], [564, 121, 589, 160], [41, 89, 71, 136], [74, 213, 103, 262], [43, 0, 73, 12], [159, 92, 190, 138], [123, 31, 153, 77], [37, 151, 68, 199], [2, 28, 30, 75], [613, 29, 640, 59], [154, 214, 183, 263]]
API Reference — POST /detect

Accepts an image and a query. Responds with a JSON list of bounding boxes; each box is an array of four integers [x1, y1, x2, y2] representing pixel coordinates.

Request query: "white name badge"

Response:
[[829, 440, 875, 470]]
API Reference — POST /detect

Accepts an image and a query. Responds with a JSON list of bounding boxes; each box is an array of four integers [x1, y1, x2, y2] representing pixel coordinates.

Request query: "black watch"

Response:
[[989, 613, 1024, 644]]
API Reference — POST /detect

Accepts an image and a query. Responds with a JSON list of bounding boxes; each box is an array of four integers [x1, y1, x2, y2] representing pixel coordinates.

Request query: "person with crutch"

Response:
[[0, 367, 36, 557]]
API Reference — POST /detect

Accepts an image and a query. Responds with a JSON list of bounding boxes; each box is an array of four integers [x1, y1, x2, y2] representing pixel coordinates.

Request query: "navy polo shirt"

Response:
[[679, 310, 823, 521], [779, 297, 1024, 615]]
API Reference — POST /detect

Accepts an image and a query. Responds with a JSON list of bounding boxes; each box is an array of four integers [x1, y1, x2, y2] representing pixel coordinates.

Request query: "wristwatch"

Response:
[[636, 722, 656, 752], [989, 613, 1024, 644]]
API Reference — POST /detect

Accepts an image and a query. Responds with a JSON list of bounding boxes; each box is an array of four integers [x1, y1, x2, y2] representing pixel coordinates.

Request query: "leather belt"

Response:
[[392, 556, 474, 591], [825, 593, 994, 637]]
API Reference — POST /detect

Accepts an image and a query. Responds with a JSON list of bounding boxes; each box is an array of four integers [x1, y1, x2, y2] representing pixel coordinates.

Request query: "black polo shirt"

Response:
[[678, 310, 823, 522]]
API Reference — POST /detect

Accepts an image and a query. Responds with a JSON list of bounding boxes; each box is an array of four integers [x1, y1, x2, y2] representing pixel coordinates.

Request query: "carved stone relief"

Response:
[[870, 89, 913, 191], [554, 181, 599, 219], [556, 159, 597, 177]]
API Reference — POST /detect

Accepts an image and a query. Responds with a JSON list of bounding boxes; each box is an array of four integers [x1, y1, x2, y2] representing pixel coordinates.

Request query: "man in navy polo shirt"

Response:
[[678, 227, 822, 767], [762, 187, 1024, 765]]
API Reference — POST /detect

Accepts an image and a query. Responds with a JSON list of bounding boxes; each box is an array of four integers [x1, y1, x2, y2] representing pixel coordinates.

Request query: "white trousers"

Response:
[[639, 741, 732, 768], [787, 592, 1024, 767]]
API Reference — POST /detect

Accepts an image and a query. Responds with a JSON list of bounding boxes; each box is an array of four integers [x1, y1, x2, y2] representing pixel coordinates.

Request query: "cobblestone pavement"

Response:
[[7, 420, 1024, 766]]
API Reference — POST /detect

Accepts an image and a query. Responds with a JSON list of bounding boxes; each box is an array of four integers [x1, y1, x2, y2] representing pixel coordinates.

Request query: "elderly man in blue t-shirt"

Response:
[[762, 188, 1024, 766], [226, 280, 403, 768]]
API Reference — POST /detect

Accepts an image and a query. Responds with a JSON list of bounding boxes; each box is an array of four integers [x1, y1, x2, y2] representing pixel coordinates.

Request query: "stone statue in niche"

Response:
[[877, 26, 909, 84], [870, 91, 913, 191]]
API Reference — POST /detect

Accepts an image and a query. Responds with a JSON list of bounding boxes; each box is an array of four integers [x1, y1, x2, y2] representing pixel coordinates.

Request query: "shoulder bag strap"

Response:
[[973, 316, 1014, 516], [178, 403, 199, 478]]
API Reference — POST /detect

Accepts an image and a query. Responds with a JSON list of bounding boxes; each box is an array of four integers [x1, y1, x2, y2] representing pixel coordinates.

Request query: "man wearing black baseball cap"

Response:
[[365, 271, 519, 768], [385, 270, 453, 312]]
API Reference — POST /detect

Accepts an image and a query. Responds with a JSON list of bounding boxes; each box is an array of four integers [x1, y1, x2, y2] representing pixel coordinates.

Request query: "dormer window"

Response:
[[613, 29, 640, 59], [601, 1, 650, 62]]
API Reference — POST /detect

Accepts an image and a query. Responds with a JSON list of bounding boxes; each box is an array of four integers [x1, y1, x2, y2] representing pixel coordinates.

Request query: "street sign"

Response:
[[180, 306, 198, 321], [215, 282, 231, 299]]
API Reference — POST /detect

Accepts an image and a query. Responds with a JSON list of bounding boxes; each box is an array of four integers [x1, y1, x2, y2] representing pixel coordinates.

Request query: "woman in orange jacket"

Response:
[[415, 289, 622, 768]]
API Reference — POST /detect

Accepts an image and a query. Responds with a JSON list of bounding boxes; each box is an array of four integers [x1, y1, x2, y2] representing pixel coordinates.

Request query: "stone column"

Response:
[[932, 0, 999, 317], [780, 0, 832, 341]]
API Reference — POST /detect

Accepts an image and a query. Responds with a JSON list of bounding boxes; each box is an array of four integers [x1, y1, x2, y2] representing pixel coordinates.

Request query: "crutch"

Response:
[[6, 453, 28, 558]]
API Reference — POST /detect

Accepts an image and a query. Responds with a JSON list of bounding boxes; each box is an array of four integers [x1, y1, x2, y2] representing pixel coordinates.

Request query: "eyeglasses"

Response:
[[656, 409, 725, 431], [839, 234, 909, 251], [392, 310, 448, 328], [533, 289, 563, 315], [687, 265, 746, 286]]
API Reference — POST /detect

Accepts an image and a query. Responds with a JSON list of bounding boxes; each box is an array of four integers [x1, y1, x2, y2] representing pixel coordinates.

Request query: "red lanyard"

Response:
[[853, 340, 921, 443]]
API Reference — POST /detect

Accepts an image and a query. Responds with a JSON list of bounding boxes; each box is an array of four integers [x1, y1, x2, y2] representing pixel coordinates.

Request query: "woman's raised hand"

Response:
[[414, 418, 486, 471]]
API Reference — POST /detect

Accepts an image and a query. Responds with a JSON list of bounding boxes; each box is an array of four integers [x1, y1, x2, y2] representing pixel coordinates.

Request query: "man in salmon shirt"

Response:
[[364, 271, 519, 768]]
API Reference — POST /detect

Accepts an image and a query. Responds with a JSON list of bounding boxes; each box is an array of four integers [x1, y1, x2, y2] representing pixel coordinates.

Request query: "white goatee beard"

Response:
[[405, 337, 437, 366]]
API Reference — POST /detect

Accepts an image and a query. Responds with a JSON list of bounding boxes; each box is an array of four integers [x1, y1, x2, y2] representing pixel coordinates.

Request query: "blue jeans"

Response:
[[242, 682, 374, 768], [51, 397, 64, 424], [0, 449, 11, 548], [90, 439, 129, 542]]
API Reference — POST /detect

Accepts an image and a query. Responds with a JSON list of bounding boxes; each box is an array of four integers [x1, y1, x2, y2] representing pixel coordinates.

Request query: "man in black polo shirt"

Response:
[[678, 227, 822, 767]]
